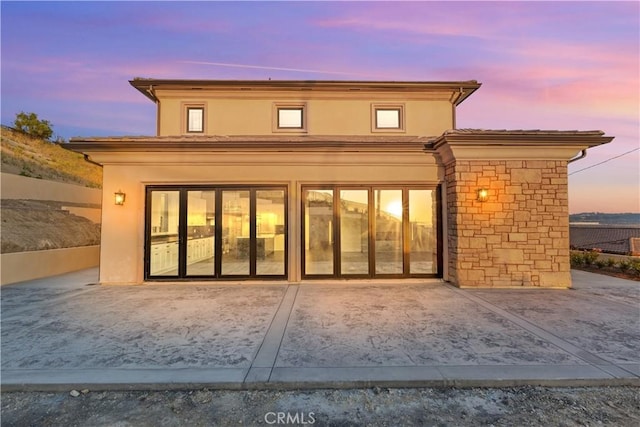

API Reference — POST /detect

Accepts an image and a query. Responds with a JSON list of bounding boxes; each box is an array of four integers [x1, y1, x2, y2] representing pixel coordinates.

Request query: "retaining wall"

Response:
[[1, 172, 103, 285], [1, 246, 100, 285], [1, 172, 101, 204]]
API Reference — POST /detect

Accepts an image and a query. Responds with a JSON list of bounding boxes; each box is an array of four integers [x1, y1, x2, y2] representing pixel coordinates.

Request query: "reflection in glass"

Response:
[[186, 191, 215, 276], [305, 190, 334, 275], [256, 190, 286, 275], [340, 190, 369, 275], [375, 189, 403, 274], [409, 190, 435, 274], [222, 190, 250, 275], [149, 191, 180, 276]]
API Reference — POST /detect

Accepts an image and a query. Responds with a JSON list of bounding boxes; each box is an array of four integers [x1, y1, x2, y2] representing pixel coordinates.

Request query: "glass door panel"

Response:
[[186, 190, 215, 276], [256, 190, 286, 276], [340, 190, 369, 275], [304, 189, 334, 275], [222, 190, 250, 275], [149, 190, 180, 276], [374, 189, 403, 274], [409, 190, 436, 274]]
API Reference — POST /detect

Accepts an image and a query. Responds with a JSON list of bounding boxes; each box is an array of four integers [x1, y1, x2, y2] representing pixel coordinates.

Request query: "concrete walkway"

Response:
[[1, 269, 638, 391]]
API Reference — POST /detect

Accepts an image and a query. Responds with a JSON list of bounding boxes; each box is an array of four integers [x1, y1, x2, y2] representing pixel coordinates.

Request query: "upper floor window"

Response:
[[186, 107, 204, 133], [273, 103, 307, 132], [372, 104, 405, 132]]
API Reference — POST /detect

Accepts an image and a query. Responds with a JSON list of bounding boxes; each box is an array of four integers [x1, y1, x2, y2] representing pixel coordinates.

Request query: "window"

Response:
[[186, 107, 204, 133], [146, 186, 287, 280], [273, 103, 306, 132], [302, 186, 440, 278], [372, 104, 405, 132]]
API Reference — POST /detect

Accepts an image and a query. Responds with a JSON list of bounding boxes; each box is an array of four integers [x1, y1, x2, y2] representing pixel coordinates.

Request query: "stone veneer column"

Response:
[[445, 159, 570, 287], [431, 130, 613, 288]]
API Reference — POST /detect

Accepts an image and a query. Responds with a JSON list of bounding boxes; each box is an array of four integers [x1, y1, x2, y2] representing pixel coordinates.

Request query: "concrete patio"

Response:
[[1, 269, 638, 391]]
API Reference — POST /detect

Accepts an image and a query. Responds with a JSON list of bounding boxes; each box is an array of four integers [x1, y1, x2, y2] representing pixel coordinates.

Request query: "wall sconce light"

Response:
[[477, 188, 489, 202], [114, 190, 126, 206]]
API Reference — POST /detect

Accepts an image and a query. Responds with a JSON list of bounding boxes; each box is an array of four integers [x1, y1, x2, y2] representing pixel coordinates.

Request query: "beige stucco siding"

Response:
[[97, 150, 440, 284], [156, 90, 454, 136]]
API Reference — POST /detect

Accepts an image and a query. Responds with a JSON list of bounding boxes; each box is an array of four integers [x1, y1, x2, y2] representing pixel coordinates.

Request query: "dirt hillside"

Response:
[[1, 126, 102, 253], [1, 126, 101, 188], [1, 200, 101, 253]]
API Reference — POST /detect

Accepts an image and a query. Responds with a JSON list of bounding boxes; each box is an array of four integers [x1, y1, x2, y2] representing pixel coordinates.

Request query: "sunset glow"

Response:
[[1, 1, 638, 213]]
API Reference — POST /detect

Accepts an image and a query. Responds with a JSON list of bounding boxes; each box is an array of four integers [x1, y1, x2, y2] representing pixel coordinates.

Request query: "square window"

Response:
[[187, 107, 204, 133], [273, 103, 307, 132], [278, 108, 303, 128], [376, 109, 400, 128], [371, 104, 405, 132]]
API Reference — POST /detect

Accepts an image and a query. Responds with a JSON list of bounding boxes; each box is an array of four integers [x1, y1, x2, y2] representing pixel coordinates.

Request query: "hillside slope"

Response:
[[1, 200, 100, 253], [1, 126, 102, 188]]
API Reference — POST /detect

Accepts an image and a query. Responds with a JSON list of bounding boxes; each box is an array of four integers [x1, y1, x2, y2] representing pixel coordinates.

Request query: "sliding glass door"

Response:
[[146, 186, 287, 280], [302, 186, 440, 278]]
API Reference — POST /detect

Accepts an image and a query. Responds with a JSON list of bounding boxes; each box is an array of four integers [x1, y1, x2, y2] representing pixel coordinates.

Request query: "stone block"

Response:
[[470, 237, 487, 249], [505, 161, 523, 168], [526, 160, 548, 169], [508, 233, 527, 242], [482, 202, 503, 212], [505, 186, 522, 195], [539, 271, 571, 288], [513, 211, 531, 222], [493, 248, 524, 264], [486, 235, 502, 244], [534, 260, 552, 270], [467, 269, 485, 281], [512, 169, 542, 183]]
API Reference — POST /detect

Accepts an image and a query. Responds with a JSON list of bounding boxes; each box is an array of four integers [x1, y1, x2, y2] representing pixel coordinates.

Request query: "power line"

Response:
[[569, 147, 640, 176]]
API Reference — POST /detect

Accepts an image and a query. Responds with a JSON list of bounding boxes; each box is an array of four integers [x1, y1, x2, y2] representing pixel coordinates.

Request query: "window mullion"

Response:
[[178, 189, 188, 278], [250, 189, 257, 276]]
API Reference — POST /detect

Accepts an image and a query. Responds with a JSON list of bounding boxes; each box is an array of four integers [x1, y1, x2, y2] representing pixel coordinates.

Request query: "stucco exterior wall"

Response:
[[157, 90, 454, 137], [445, 160, 571, 288], [98, 150, 441, 284], [1, 246, 100, 286], [1, 172, 101, 204]]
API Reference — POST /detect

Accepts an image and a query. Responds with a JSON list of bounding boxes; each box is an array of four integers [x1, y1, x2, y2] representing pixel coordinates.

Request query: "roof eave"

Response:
[[129, 78, 482, 104]]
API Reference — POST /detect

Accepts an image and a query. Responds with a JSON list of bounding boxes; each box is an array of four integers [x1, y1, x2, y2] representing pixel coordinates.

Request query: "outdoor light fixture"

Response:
[[114, 190, 126, 206], [477, 188, 489, 202]]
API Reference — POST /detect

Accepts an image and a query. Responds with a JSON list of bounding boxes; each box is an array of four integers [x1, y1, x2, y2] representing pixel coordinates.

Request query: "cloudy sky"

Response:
[[1, 1, 638, 213]]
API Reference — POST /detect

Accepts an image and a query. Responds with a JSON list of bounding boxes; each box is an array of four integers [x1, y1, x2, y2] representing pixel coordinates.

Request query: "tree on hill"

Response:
[[13, 111, 54, 140]]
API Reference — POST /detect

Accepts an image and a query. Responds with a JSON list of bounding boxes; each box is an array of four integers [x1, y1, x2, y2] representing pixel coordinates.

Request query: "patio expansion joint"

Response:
[[244, 284, 299, 384], [443, 285, 632, 378]]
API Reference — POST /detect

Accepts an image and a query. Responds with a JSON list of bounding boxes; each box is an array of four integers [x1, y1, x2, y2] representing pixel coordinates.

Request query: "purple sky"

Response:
[[1, 1, 638, 213]]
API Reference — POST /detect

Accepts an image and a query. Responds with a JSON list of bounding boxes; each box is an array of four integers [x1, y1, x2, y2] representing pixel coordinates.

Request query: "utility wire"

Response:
[[569, 147, 640, 176]]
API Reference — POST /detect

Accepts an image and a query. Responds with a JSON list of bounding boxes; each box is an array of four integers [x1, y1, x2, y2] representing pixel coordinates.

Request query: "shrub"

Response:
[[570, 252, 584, 266], [594, 259, 606, 269], [583, 251, 599, 266], [618, 260, 631, 271], [13, 111, 54, 140], [629, 260, 640, 276], [606, 258, 616, 268]]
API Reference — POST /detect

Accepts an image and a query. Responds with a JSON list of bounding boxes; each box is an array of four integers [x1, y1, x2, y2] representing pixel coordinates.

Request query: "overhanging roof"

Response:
[[426, 129, 614, 148], [129, 78, 481, 106], [426, 129, 614, 163], [67, 135, 433, 153]]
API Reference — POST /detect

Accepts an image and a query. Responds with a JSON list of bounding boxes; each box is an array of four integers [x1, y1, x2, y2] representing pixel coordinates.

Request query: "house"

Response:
[[570, 225, 640, 255], [67, 79, 613, 287]]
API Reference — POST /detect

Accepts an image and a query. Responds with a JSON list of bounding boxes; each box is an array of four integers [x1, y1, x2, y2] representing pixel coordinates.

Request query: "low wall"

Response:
[[1, 245, 100, 285], [1, 173, 103, 284], [570, 250, 639, 262], [1, 172, 102, 204]]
